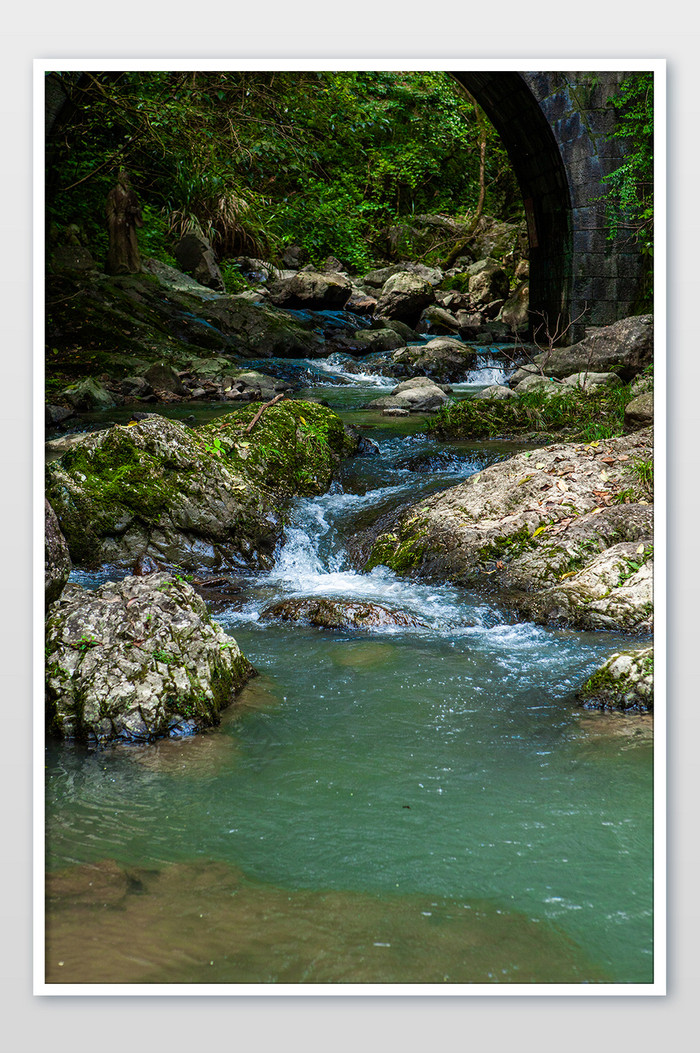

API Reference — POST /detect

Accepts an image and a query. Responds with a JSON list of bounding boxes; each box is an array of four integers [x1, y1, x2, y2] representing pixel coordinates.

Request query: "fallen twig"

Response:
[[245, 392, 286, 434]]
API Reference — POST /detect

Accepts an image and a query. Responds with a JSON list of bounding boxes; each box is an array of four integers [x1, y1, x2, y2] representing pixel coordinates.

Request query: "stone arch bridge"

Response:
[[452, 71, 648, 343]]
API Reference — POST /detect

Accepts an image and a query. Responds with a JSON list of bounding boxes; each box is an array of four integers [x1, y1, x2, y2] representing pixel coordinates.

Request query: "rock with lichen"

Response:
[[45, 572, 256, 743], [362, 428, 653, 632], [576, 647, 653, 712]]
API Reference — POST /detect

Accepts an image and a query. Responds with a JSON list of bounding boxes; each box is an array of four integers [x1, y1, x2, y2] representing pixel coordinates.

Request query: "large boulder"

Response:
[[391, 337, 478, 382], [174, 233, 225, 292], [45, 500, 71, 604], [205, 295, 325, 358], [267, 270, 353, 310], [510, 315, 653, 385], [374, 272, 435, 327], [45, 573, 256, 743], [363, 428, 654, 632], [467, 259, 510, 306], [45, 403, 358, 571], [577, 646, 653, 712]]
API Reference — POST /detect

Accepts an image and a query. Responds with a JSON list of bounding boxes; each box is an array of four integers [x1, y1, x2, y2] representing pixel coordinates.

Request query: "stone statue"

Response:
[[105, 170, 143, 274]]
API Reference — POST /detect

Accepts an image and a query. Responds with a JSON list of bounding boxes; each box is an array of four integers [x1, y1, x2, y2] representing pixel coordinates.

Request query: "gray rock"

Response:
[[45, 405, 358, 571], [45, 500, 71, 604], [577, 646, 653, 712], [498, 281, 529, 332], [629, 373, 653, 397], [624, 391, 654, 428], [420, 304, 461, 334], [46, 404, 75, 427], [364, 428, 654, 632], [391, 337, 477, 382], [119, 375, 153, 398], [267, 270, 353, 310], [50, 244, 96, 273], [351, 328, 405, 353], [559, 372, 623, 393], [59, 377, 120, 412], [511, 374, 562, 396], [143, 362, 187, 395], [474, 384, 517, 400], [467, 259, 510, 306], [369, 377, 448, 412], [141, 257, 220, 298], [374, 272, 435, 327], [45, 573, 256, 743], [518, 315, 653, 383], [361, 264, 404, 289], [174, 233, 225, 292], [260, 596, 427, 630]]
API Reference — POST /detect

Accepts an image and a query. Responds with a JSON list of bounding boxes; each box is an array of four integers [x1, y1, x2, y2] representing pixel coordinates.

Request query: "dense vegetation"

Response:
[[45, 70, 522, 275], [603, 72, 654, 256], [428, 382, 646, 444]]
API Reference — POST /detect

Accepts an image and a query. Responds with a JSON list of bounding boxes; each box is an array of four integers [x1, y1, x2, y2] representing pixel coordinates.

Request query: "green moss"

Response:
[[46, 425, 189, 564], [364, 529, 428, 574], [477, 526, 535, 563], [199, 399, 357, 500], [578, 648, 653, 712]]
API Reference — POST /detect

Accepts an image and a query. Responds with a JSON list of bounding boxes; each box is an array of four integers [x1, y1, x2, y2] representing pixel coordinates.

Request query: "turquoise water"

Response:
[[44, 360, 654, 986]]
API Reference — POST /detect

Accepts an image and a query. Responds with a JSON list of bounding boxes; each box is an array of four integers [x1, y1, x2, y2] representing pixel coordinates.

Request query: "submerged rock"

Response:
[[260, 596, 427, 631], [577, 646, 653, 712], [364, 428, 654, 632], [45, 572, 256, 744], [45, 402, 358, 571]]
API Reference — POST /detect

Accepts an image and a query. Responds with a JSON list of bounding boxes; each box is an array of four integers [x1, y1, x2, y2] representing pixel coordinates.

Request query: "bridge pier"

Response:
[[453, 71, 649, 344]]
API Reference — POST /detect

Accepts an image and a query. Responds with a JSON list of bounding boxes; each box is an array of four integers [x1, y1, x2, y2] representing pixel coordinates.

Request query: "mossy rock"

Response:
[[45, 402, 358, 570], [577, 647, 653, 712]]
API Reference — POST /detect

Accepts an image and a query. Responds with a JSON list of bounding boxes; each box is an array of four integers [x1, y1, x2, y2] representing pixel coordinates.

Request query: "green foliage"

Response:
[[428, 386, 634, 442], [628, 456, 654, 495], [603, 72, 654, 305], [46, 70, 521, 271]]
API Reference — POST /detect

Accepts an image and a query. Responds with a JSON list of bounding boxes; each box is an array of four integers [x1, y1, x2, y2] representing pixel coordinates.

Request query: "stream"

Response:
[[44, 347, 654, 986]]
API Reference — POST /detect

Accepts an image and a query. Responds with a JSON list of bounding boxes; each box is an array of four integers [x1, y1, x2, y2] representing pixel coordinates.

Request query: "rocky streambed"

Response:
[[43, 246, 656, 985]]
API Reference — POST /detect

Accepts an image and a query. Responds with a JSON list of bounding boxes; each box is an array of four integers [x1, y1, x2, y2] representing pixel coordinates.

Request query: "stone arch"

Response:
[[451, 71, 646, 343]]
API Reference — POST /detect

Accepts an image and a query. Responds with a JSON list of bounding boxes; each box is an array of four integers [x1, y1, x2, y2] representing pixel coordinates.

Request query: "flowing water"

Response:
[[44, 348, 654, 986]]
